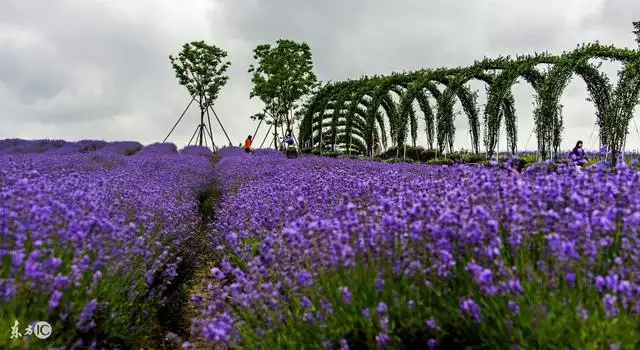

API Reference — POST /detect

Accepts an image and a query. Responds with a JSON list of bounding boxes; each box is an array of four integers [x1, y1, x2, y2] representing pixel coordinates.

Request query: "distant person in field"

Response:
[[243, 135, 252, 158], [571, 140, 588, 165], [284, 130, 294, 147]]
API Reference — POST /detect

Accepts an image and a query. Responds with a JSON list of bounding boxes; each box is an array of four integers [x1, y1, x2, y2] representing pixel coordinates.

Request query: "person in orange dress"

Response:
[[243, 135, 252, 159]]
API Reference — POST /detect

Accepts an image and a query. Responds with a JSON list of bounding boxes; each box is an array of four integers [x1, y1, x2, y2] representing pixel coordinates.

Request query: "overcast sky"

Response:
[[1, 0, 639, 152]]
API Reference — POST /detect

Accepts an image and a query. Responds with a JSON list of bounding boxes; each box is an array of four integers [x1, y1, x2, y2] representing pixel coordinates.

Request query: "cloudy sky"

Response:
[[1, 0, 639, 152]]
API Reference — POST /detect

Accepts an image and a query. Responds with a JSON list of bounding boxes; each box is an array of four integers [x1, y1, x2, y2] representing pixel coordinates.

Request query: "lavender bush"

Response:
[[137, 142, 178, 155], [1, 141, 214, 349], [192, 148, 640, 349], [43, 140, 108, 155], [180, 145, 214, 157], [97, 141, 143, 156], [0, 139, 67, 154]]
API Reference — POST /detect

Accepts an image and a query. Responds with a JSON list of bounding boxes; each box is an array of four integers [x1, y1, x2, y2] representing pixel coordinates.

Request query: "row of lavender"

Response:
[[0, 138, 212, 157], [1, 139, 214, 349], [192, 148, 640, 349]]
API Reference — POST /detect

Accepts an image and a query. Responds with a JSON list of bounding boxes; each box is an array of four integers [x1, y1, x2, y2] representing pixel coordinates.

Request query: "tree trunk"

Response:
[[285, 110, 292, 134], [273, 123, 279, 150], [199, 108, 205, 146]]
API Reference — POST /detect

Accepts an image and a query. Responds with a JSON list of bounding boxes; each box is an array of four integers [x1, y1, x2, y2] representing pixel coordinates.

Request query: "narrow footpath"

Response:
[[155, 160, 222, 349]]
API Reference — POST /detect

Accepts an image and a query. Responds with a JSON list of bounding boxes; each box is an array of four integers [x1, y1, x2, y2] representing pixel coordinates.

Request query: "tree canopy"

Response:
[[249, 39, 318, 143], [170, 41, 231, 109], [169, 41, 231, 147]]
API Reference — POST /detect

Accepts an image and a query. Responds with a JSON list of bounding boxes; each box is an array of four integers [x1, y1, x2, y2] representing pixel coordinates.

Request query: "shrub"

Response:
[[321, 151, 340, 158], [459, 153, 486, 164], [427, 158, 454, 166], [379, 146, 429, 162]]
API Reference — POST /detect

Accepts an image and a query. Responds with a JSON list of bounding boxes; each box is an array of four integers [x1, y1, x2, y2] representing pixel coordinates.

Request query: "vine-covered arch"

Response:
[[533, 44, 639, 157], [478, 56, 549, 156], [298, 42, 640, 158]]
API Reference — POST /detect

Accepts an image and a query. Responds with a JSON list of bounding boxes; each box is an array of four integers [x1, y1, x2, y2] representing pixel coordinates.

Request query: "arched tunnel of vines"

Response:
[[298, 43, 640, 159]]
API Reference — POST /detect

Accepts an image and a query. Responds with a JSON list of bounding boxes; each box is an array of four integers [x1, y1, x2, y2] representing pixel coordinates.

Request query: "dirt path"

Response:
[[180, 228, 220, 349], [156, 175, 223, 349]]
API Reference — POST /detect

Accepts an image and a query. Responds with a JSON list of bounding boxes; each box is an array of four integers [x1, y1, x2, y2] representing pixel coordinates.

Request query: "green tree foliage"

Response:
[[249, 39, 318, 145], [170, 41, 231, 146], [633, 21, 640, 48]]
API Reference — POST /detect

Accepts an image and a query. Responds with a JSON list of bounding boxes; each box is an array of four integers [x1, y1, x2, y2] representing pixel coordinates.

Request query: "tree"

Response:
[[633, 21, 640, 48], [248, 39, 318, 148], [170, 41, 231, 147]]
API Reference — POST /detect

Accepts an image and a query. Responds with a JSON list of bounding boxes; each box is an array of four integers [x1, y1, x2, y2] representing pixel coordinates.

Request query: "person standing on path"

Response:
[[243, 135, 252, 159]]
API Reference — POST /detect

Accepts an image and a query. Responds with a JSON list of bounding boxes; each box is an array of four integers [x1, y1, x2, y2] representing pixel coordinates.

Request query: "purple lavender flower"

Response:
[[379, 315, 389, 329], [577, 307, 588, 321], [320, 299, 334, 315], [300, 296, 312, 309], [460, 298, 482, 322], [211, 267, 225, 280], [295, 270, 313, 287], [603, 294, 618, 318], [49, 290, 62, 310], [376, 301, 388, 315], [508, 300, 520, 315], [375, 332, 389, 347], [339, 287, 352, 304], [302, 312, 315, 324], [375, 277, 385, 293], [425, 318, 437, 329]]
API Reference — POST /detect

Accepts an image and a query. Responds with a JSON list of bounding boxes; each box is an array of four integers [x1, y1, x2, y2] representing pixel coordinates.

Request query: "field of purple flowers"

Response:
[[192, 148, 640, 349], [1, 139, 214, 349]]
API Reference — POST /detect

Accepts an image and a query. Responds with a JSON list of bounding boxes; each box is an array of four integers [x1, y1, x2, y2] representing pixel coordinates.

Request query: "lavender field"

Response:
[[192, 148, 640, 349], [1, 139, 214, 349], [2, 140, 640, 349]]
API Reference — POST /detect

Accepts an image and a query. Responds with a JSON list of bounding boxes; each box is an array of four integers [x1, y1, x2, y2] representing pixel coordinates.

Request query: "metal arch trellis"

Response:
[[298, 42, 640, 160]]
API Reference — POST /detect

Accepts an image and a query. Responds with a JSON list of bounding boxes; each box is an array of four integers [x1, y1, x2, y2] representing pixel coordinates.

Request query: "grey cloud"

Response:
[[0, 39, 71, 105], [0, 0, 197, 144], [597, 0, 640, 32], [214, 0, 491, 76]]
